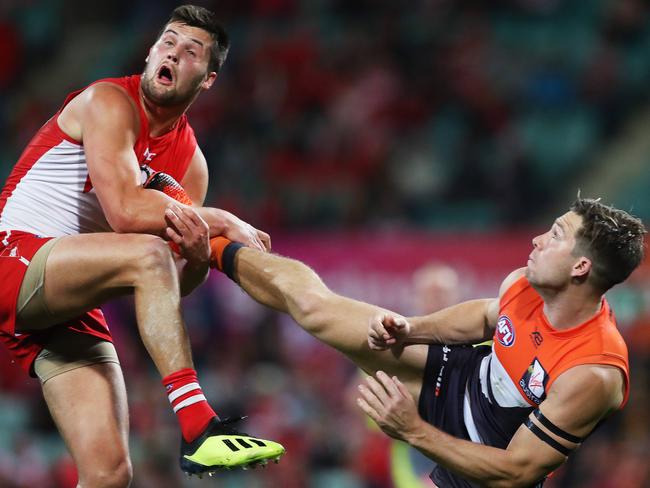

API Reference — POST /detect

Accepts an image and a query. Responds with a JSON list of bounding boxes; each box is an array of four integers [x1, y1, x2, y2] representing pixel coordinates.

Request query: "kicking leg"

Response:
[[35, 233, 189, 376], [21, 232, 284, 474], [233, 247, 429, 402]]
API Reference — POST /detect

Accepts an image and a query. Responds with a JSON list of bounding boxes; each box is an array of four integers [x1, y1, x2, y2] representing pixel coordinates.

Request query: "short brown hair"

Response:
[[571, 198, 646, 291], [159, 5, 229, 73]]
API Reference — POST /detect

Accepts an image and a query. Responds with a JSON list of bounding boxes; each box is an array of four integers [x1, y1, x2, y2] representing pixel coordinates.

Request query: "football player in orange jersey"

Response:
[[203, 198, 644, 487]]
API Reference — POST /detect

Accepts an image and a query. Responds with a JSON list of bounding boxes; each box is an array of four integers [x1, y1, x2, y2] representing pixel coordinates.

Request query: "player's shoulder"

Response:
[[550, 364, 625, 412], [498, 267, 527, 299], [83, 82, 137, 113], [486, 268, 528, 328], [58, 81, 139, 141], [75, 82, 140, 132]]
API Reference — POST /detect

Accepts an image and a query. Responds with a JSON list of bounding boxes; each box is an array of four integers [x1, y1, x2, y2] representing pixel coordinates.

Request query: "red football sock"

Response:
[[163, 368, 217, 442]]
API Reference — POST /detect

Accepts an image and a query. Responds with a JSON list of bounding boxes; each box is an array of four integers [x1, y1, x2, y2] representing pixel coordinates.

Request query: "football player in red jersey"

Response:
[[0, 5, 283, 485]]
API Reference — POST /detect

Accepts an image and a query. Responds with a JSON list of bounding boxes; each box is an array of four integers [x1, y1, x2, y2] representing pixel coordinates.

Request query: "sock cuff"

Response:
[[162, 368, 197, 389], [209, 237, 243, 282], [222, 241, 244, 282], [209, 236, 231, 270]]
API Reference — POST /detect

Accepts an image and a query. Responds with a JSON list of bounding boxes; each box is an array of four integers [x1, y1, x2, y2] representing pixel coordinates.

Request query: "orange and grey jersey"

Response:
[[421, 276, 629, 487], [464, 275, 629, 447], [494, 275, 628, 407], [0, 75, 197, 236]]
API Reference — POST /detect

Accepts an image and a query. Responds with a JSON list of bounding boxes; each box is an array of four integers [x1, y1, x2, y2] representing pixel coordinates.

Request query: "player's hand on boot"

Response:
[[368, 313, 411, 350]]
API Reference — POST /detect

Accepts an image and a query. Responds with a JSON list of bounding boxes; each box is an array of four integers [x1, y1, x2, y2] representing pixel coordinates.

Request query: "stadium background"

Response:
[[1, 0, 650, 486]]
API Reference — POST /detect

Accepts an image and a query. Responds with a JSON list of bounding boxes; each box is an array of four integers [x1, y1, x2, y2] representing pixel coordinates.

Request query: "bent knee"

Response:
[[124, 235, 175, 279], [80, 456, 132, 488], [290, 287, 336, 330]]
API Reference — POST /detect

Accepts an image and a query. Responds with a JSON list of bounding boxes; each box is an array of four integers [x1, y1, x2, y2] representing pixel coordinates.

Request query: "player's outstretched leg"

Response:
[[211, 238, 428, 401]]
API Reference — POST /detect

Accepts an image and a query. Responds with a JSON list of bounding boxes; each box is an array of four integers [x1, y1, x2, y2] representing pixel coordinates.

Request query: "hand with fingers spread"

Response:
[[165, 204, 211, 267], [368, 313, 411, 350], [356, 371, 424, 442], [215, 208, 271, 252]]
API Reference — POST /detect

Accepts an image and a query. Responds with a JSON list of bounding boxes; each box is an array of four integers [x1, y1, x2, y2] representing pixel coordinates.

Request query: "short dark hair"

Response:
[[571, 198, 646, 291], [159, 5, 229, 73]]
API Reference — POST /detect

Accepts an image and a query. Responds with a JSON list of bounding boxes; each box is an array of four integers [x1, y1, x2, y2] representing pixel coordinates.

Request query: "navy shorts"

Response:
[[418, 344, 491, 488], [418, 344, 544, 488]]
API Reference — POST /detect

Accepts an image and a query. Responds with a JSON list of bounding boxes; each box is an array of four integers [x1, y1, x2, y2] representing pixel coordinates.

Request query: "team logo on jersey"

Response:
[[496, 315, 516, 347], [530, 331, 543, 348], [143, 147, 157, 162], [519, 358, 548, 404]]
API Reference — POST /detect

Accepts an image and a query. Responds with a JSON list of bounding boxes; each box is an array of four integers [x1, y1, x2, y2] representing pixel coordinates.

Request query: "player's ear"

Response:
[[571, 256, 592, 280], [201, 71, 217, 90]]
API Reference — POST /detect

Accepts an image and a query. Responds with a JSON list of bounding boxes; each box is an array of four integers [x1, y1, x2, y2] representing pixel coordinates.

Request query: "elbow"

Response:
[[106, 206, 138, 233]]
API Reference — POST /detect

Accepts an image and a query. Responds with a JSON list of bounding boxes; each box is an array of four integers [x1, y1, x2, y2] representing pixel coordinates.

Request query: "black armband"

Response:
[[533, 409, 583, 444], [524, 419, 572, 456]]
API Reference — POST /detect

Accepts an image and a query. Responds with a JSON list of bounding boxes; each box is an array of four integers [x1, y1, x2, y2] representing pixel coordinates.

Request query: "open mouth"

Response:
[[157, 65, 174, 84]]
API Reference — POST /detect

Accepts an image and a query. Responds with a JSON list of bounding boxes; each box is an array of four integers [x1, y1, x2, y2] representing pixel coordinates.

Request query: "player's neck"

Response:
[[139, 90, 192, 137], [540, 286, 603, 331]]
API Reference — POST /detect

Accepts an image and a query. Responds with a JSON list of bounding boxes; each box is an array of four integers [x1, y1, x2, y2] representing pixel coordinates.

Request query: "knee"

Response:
[[129, 235, 175, 278], [80, 456, 132, 488], [290, 286, 334, 330]]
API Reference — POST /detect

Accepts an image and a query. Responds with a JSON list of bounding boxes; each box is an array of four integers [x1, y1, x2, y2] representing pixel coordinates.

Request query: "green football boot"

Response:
[[180, 417, 285, 476]]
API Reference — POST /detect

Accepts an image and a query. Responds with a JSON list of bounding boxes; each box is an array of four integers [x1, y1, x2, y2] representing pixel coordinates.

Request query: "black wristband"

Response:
[[222, 242, 244, 282]]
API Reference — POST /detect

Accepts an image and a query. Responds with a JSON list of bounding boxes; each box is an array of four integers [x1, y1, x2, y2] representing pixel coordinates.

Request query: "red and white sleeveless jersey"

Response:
[[0, 75, 197, 236]]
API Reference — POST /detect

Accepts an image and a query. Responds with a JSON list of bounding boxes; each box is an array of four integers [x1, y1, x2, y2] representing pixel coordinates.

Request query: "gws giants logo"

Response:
[[519, 358, 548, 404], [496, 315, 516, 347]]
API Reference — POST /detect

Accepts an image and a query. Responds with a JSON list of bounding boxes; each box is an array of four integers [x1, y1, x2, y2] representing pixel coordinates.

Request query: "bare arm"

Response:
[[78, 83, 206, 234], [73, 83, 269, 250], [408, 298, 497, 344], [368, 268, 526, 348], [358, 363, 624, 487]]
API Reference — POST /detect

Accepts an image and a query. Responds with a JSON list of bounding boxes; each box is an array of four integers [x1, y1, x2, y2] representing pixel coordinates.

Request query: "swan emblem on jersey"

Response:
[[143, 147, 157, 162], [519, 358, 548, 404], [496, 315, 516, 347]]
